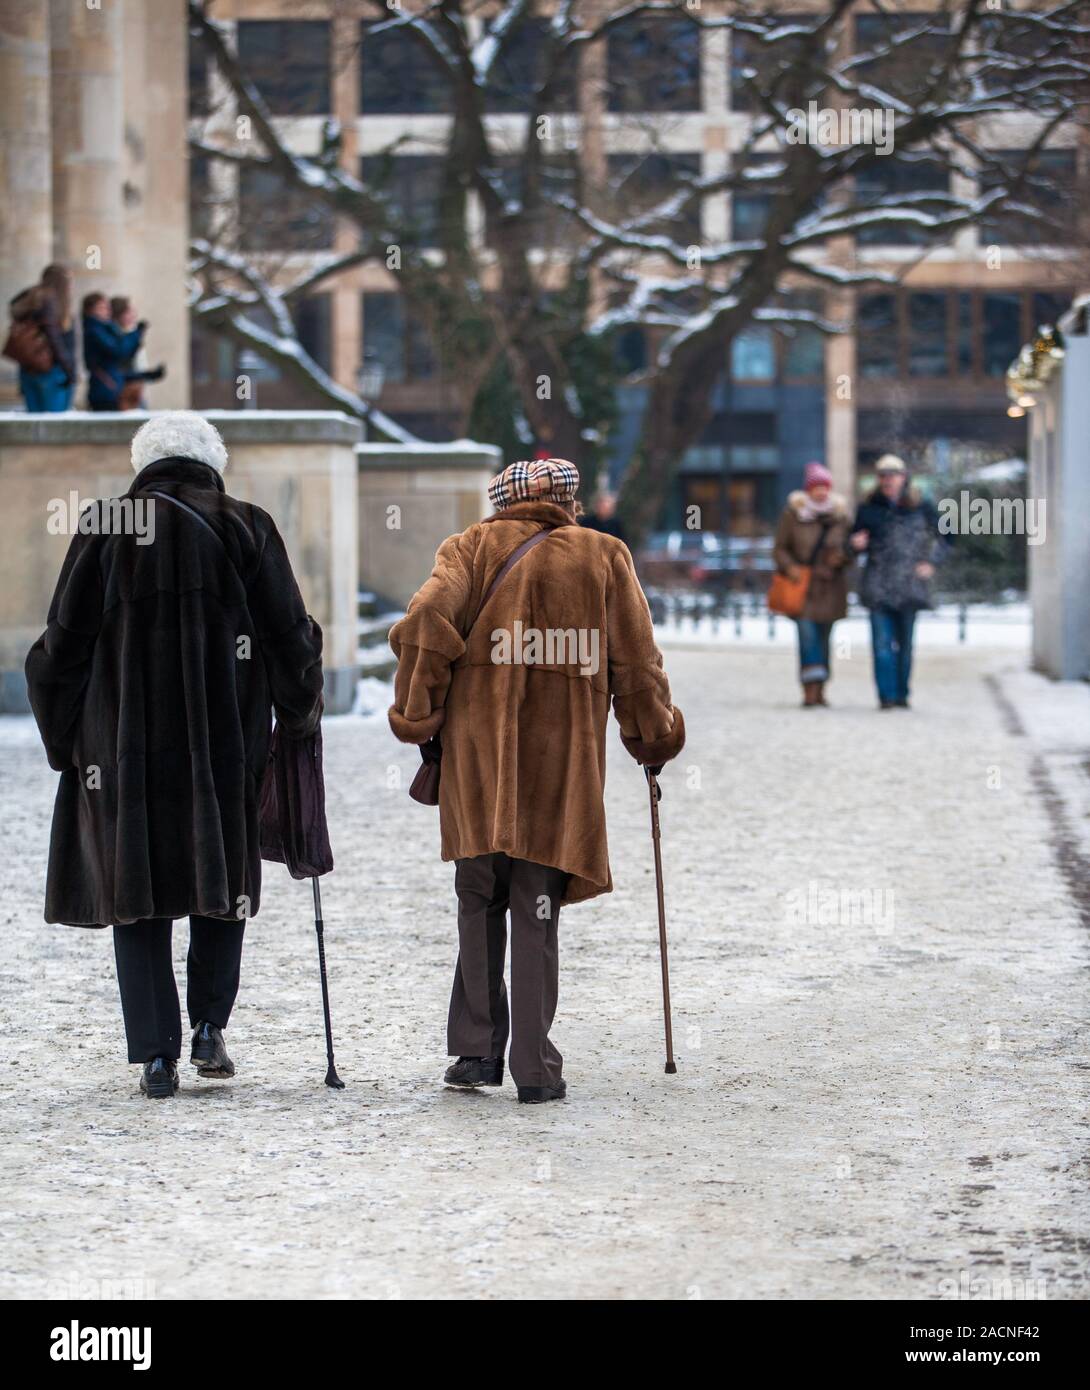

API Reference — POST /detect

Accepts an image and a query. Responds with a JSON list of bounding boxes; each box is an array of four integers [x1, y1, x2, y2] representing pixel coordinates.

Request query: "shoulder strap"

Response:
[[807, 517, 833, 566], [469, 525, 558, 634], [144, 488, 243, 584]]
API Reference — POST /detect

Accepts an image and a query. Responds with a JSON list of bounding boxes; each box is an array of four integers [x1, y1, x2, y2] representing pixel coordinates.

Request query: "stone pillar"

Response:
[[119, 0, 190, 408], [48, 0, 125, 317], [0, 0, 53, 404], [356, 442, 502, 608]]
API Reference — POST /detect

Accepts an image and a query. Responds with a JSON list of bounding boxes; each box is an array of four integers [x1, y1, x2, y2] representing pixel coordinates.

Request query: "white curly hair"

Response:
[[130, 411, 228, 474]]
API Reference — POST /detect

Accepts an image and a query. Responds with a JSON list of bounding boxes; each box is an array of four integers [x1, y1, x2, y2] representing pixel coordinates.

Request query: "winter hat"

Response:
[[875, 453, 907, 475], [488, 457, 580, 511], [804, 461, 833, 491], [130, 411, 228, 474]]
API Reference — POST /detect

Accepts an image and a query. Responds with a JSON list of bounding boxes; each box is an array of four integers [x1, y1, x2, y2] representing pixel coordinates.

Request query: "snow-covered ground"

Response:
[[1, 642, 1088, 1300]]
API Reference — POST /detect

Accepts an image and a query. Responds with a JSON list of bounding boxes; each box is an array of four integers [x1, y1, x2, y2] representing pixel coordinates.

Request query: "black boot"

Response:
[[139, 1057, 179, 1099], [443, 1056, 504, 1088], [517, 1079, 567, 1105], [190, 1021, 235, 1079]]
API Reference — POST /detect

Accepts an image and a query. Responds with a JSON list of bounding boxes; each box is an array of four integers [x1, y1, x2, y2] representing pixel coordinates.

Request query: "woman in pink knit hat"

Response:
[[771, 461, 852, 707]]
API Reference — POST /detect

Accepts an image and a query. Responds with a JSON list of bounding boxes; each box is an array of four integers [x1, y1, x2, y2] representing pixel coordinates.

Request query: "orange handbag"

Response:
[[767, 564, 812, 618], [767, 519, 832, 618]]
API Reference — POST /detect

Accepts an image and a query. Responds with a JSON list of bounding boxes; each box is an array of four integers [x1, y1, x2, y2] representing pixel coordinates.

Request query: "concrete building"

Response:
[[0, 0, 190, 409], [185, 0, 1081, 534]]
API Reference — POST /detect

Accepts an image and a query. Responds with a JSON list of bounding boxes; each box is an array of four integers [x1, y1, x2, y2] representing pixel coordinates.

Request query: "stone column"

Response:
[[0, 0, 53, 404], [48, 0, 125, 318], [119, 0, 190, 408]]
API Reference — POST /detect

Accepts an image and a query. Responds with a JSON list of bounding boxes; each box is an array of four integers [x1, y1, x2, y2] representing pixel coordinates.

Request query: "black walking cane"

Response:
[[645, 768, 677, 1074], [311, 877, 345, 1088]]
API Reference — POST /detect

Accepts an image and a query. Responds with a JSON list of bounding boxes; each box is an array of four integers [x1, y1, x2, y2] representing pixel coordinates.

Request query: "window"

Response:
[[361, 155, 446, 247], [607, 15, 701, 113], [982, 293, 1022, 378], [615, 327, 647, 376], [853, 13, 956, 102], [955, 292, 974, 375], [295, 295, 332, 374], [236, 20, 330, 115], [360, 21, 452, 114], [858, 294, 898, 378], [361, 293, 437, 384], [731, 329, 776, 382], [979, 149, 1078, 246], [907, 292, 947, 376], [730, 15, 819, 113], [731, 154, 779, 241], [484, 18, 577, 113], [855, 158, 950, 246], [781, 323, 825, 378], [486, 153, 580, 249], [238, 167, 334, 250], [607, 153, 703, 243], [1031, 290, 1072, 333]]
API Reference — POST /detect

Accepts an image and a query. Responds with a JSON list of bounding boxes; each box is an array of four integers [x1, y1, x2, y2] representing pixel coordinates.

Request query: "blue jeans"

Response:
[[19, 365, 72, 412], [870, 608, 916, 704], [796, 619, 832, 683]]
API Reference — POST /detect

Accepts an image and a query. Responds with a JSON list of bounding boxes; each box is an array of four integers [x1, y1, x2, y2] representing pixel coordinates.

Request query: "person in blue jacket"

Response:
[[82, 293, 164, 411]]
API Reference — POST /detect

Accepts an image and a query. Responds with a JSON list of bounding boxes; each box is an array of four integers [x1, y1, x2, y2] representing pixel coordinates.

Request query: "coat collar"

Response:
[[129, 457, 226, 495], [482, 500, 574, 528]]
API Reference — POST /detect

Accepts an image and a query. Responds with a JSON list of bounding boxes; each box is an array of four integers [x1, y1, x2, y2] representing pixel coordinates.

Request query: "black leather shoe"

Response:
[[517, 1079, 567, 1104], [190, 1021, 235, 1078], [443, 1056, 504, 1088], [139, 1057, 179, 1098]]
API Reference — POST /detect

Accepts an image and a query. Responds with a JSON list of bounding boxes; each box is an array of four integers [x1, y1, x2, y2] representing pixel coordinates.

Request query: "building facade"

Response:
[[187, 1, 1081, 531]]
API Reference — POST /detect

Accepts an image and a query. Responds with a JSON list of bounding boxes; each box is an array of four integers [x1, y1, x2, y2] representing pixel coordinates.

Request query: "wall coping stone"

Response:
[[0, 409, 363, 447]]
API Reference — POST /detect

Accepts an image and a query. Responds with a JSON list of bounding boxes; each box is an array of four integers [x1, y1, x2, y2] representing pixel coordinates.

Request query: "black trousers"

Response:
[[448, 854, 569, 1089], [112, 916, 245, 1064]]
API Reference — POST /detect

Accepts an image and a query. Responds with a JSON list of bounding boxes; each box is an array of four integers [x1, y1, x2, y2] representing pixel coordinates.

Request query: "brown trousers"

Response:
[[448, 853, 569, 1088]]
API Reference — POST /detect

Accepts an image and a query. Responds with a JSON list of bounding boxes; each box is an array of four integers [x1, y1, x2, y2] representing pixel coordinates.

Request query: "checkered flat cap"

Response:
[[488, 458, 580, 510]]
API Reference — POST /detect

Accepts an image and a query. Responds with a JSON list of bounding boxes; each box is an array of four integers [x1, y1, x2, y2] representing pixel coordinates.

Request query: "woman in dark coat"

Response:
[[849, 454, 946, 710], [26, 412, 323, 1096], [772, 461, 852, 707]]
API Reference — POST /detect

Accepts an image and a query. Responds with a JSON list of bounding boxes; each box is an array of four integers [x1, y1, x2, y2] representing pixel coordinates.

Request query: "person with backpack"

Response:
[[388, 458, 685, 1104], [4, 264, 77, 412], [82, 293, 164, 411], [25, 412, 324, 1098]]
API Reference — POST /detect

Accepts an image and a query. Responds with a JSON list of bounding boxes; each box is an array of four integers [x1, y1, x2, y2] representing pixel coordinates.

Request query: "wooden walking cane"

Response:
[[311, 877, 345, 1089], [646, 770, 677, 1074]]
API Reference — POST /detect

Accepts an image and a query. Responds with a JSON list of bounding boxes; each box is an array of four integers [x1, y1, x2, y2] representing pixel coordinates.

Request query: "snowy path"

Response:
[[1, 641, 1088, 1300]]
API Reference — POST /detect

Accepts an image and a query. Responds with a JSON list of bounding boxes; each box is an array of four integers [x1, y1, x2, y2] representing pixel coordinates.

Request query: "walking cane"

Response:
[[645, 769, 677, 1074], [311, 877, 345, 1088]]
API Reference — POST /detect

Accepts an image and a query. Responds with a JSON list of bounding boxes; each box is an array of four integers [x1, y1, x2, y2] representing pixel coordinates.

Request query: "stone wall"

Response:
[[0, 410, 361, 712], [1029, 313, 1090, 681], [357, 442, 502, 607]]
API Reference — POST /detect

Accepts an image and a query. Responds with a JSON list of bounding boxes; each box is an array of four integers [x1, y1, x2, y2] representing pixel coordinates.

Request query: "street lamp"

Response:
[[357, 353, 386, 404]]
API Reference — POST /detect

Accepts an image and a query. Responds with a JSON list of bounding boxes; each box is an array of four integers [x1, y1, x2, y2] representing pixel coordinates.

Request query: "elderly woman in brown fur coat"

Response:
[[388, 458, 685, 1105], [772, 461, 852, 707]]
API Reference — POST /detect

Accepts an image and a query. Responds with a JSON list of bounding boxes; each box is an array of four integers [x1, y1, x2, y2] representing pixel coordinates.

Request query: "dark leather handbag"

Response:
[[407, 523, 559, 805]]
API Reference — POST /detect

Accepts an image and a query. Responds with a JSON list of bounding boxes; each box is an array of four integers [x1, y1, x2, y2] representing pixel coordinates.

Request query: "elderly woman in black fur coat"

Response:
[[26, 412, 323, 1097]]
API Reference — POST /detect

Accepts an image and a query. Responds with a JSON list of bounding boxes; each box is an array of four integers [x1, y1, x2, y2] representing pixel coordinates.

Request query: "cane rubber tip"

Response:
[[664, 1062, 677, 1074]]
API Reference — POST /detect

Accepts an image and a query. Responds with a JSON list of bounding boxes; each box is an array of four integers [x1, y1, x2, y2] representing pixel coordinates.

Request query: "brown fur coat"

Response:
[[388, 500, 685, 904]]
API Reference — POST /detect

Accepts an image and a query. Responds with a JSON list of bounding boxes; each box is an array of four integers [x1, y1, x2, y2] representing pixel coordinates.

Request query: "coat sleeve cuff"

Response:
[[620, 706, 685, 765], [388, 704, 446, 745]]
